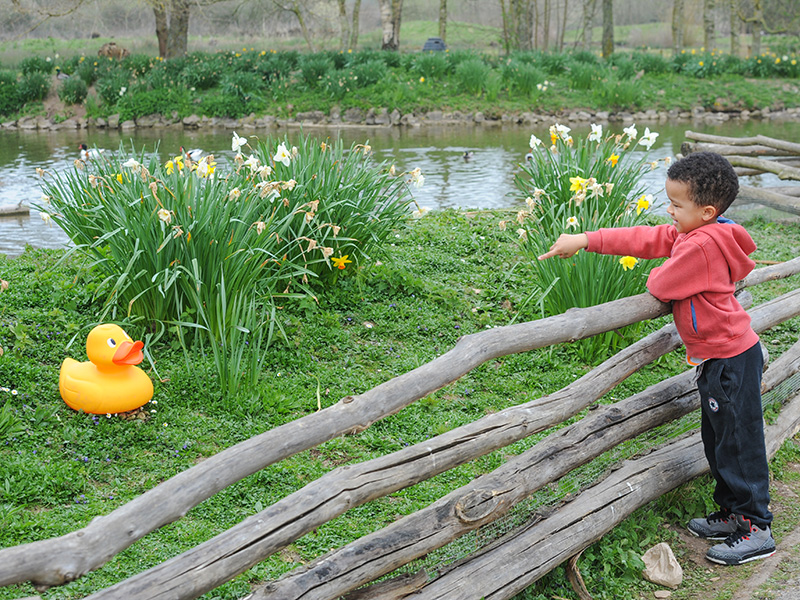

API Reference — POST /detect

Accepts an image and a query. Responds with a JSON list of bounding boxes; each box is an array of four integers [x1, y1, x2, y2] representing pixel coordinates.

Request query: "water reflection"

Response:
[[1, 120, 798, 256]]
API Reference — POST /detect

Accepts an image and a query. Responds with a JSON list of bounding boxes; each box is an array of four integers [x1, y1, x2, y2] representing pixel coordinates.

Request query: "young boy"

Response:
[[538, 151, 775, 566]]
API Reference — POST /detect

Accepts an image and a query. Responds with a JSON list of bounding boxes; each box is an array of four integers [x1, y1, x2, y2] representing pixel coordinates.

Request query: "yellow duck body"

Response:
[[59, 324, 153, 414]]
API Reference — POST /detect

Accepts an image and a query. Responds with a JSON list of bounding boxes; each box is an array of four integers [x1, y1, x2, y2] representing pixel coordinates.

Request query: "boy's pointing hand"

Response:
[[538, 233, 589, 260]]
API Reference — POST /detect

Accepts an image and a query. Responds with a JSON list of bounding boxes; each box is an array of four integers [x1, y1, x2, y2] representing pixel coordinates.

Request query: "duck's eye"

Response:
[[107, 338, 117, 348]]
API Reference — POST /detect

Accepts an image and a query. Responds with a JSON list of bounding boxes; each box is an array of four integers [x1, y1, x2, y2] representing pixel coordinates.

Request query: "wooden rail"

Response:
[[2, 259, 800, 600]]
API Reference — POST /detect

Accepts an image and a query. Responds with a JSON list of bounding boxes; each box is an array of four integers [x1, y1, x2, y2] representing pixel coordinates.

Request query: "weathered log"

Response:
[[0, 262, 797, 595], [0, 202, 29, 217], [680, 141, 795, 157], [341, 571, 428, 600], [407, 384, 800, 600], [725, 156, 800, 181], [250, 312, 800, 600], [684, 131, 800, 155], [735, 185, 800, 216]]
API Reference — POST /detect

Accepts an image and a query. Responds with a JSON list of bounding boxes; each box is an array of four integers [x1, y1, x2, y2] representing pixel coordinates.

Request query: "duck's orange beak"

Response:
[[113, 340, 144, 365]]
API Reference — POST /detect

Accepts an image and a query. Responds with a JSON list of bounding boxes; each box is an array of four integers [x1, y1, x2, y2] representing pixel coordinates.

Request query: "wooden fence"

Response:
[[2, 257, 800, 600]]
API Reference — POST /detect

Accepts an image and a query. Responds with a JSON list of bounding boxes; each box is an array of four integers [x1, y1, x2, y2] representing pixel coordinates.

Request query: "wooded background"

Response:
[[3, 0, 799, 59]]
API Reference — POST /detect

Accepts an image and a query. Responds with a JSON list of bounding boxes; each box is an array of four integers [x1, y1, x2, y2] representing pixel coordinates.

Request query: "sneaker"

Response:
[[706, 515, 776, 565], [688, 510, 738, 540]]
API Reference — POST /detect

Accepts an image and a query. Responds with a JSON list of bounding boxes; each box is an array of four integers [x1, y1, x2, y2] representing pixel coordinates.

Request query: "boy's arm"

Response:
[[584, 224, 678, 259], [538, 234, 588, 260]]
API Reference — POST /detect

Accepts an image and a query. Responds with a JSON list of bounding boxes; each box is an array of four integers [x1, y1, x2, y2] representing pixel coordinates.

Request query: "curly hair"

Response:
[[666, 151, 739, 215]]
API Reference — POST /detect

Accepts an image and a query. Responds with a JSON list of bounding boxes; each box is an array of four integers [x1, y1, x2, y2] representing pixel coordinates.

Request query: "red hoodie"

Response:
[[585, 222, 759, 360]]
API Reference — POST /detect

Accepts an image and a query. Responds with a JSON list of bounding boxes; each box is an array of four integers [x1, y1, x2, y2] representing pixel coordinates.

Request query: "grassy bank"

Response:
[[1, 27, 800, 124], [1, 209, 799, 599]]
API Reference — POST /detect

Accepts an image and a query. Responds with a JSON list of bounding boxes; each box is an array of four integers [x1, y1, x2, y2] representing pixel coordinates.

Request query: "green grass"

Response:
[[0, 211, 799, 599]]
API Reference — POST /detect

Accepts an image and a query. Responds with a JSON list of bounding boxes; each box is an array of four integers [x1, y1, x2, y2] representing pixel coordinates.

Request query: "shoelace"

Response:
[[708, 511, 732, 524], [725, 529, 751, 546]]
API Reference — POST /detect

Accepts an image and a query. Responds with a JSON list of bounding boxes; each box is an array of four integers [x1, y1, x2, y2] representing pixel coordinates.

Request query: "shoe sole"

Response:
[[706, 548, 776, 566], [687, 526, 732, 541]]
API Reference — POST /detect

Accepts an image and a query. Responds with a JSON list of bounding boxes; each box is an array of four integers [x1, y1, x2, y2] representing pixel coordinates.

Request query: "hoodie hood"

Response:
[[690, 222, 756, 283]]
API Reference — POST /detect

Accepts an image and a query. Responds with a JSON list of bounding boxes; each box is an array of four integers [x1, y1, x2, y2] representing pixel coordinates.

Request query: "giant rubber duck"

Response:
[[59, 324, 153, 414]]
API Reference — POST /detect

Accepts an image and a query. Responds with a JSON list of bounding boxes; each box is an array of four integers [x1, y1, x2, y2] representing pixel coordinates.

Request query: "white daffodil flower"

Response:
[[231, 132, 247, 153], [273, 143, 291, 167]]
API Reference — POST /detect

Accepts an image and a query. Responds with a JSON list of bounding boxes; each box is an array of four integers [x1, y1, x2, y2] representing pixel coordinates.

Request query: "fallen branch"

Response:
[[736, 185, 800, 216], [684, 131, 800, 155]]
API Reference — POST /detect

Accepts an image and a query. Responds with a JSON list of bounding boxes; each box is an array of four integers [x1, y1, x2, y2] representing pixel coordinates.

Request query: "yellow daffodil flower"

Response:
[[619, 256, 638, 270], [569, 176, 587, 192], [331, 254, 352, 270], [636, 194, 652, 215], [607, 154, 619, 167]]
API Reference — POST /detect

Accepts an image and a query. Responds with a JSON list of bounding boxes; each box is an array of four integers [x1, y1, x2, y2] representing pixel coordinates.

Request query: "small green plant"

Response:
[[0, 70, 23, 116], [567, 61, 599, 90], [16, 71, 50, 103], [412, 51, 450, 79], [299, 54, 334, 88], [455, 58, 490, 96], [19, 56, 51, 75], [593, 78, 642, 109], [0, 401, 24, 442], [57, 76, 88, 105], [95, 69, 131, 106]]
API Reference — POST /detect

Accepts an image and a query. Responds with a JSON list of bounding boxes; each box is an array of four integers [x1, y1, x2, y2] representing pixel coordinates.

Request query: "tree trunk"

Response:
[[704, 0, 715, 50], [500, 0, 511, 53], [438, 0, 447, 42], [165, 0, 189, 59], [542, 0, 551, 49], [672, 0, 684, 54], [337, 0, 350, 51], [379, 0, 403, 51], [350, 0, 361, 48], [580, 0, 597, 50], [558, 0, 569, 51], [601, 0, 613, 57], [729, 0, 739, 55], [153, 4, 168, 58]]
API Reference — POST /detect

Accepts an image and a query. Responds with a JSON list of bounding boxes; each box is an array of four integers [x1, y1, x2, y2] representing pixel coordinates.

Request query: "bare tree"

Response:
[[379, 0, 403, 50], [272, 0, 316, 52], [542, 0, 551, 48], [151, 0, 190, 58], [500, 0, 534, 52], [439, 0, 447, 42], [8, 0, 87, 37], [704, 0, 716, 49], [601, 0, 613, 57], [729, 0, 740, 55], [672, 0, 684, 54], [557, 0, 569, 50], [336, 0, 350, 50], [579, 0, 598, 50], [350, 0, 362, 48]]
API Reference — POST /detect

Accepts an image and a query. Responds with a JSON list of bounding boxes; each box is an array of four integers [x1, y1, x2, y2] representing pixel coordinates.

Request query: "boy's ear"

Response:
[[701, 205, 718, 222]]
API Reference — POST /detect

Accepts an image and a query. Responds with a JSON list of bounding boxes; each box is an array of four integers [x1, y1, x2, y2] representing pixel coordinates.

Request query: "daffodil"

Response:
[[122, 158, 141, 170], [569, 176, 587, 192], [619, 256, 638, 271], [157, 209, 172, 224], [412, 206, 430, 218], [529, 134, 543, 148], [588, 123, 603, 142], [623, 124, 638, 140], [331, 254, 352, 270], [254, 221, 266, 235], [409, 167, 424, 188], [606, 154, 619, 167], [638, 127, 659, 150], [273, 143, 292, 167], [636, 194, 653, 215], [231, 131, 247, 153], [566, 216, 579, 229], [244, 154, 260, 173], [40, 212, 52, 226], [196, 157, 216, 178], [228, 188, 241, 201]]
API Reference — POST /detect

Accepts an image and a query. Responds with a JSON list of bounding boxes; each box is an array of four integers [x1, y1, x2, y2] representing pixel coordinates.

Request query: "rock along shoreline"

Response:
[[4, 104, 800, 133]]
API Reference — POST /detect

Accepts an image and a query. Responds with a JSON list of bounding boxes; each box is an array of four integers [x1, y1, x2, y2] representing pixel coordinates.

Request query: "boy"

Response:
[[538, 151, 775, 566]]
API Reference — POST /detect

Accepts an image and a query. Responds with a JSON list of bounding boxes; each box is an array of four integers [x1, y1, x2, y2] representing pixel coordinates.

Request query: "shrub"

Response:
[[117, 86, 190, 121], [299, 54, 334, 87], [593, 78, 642, 109], [199, 91, 250, 118], [0, 71, 23, 116], [19, 56, 51, 75], [74, 57, 100, 85], [57, 76, 88, 105], [351, 58, 388, 87], [540, 52, 569, 76], [512, 122, 663, 361], [455, 58, 491, 95], [570, 50, 599, 65], [320, 69, 354, 100], [412, 51, 450, 79], [144, 65, 179, 90], [40, 134, 415, 395], [503, 59, 546, 96], [631, 51, 670, 74], [180, 59, 221, 90], [96, 70, 131, 105], [122, 54, 153, 77], [17, 71, 50, 104], [220, 71, 265, 103], [567, 62, 599, 90]]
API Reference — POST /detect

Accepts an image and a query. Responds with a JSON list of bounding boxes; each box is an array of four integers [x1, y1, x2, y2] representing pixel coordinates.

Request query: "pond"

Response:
[[1, 119, 799, 257]]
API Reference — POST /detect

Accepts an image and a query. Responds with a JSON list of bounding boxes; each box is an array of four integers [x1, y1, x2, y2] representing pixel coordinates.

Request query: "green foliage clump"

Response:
[[57, 76, 88, 105], [16, 71, 50, 103], [455, 58, 490, 95], [412, 51, 450, 79], [19, 55, 51, 75], [512, 122, 662, 361], [116, 86, 190, 120], [299, 54, 334, 87], [503, 58, 547, 96], [351, 58, 388, 87], [95, 69, 131, 106], [567, 61, 600, 90], [3, 91, 21, 116], [593, 78, 642, 109]]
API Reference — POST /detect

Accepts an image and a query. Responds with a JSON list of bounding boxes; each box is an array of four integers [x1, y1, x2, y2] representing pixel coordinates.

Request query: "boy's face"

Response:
[[665, 178, 717, 234]]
